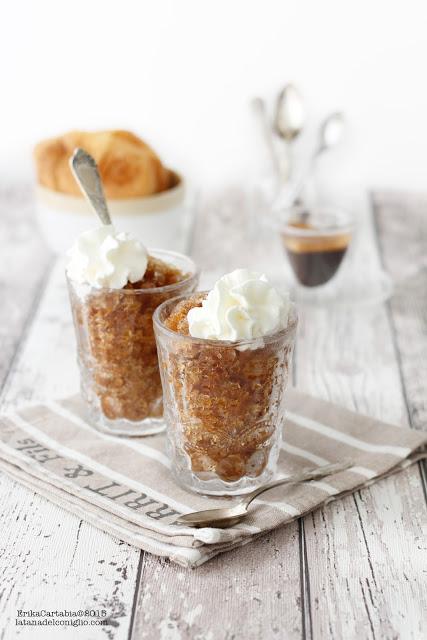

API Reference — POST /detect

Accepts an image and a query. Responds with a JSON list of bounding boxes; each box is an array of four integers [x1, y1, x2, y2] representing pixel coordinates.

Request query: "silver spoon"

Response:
[[250, 96, 281, 180], [69, 148, 112, 226], [294, 111, 344, 200], [277, 111, 345, 209], [275, 84, 305, 181], [275, 84, 305, 142], [316, 111, 345, 155], [174, 461, 351, 528]]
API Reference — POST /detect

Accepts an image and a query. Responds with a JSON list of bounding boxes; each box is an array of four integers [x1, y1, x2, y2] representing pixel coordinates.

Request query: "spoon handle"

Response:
[[69, 148, 112, 226], [285, 147, 322, 206], [241, 461, 351, 509], [250, 97, 281, 179], [279, 112, 345, 207]]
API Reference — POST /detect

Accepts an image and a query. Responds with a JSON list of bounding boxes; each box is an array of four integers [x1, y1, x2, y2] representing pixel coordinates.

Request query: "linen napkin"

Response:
[[0, 390, 425, 568]]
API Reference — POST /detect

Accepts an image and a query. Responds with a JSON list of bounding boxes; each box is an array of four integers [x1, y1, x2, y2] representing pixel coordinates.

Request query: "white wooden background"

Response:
[[0, 185, 425, 640]]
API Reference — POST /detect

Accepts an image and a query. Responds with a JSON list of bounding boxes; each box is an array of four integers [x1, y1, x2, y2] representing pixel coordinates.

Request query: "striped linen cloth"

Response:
[[0, 390, 425, 568]]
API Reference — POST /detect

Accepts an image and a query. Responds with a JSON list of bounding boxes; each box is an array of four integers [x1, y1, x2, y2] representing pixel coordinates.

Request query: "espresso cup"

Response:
[[278, 207, 354, 287]]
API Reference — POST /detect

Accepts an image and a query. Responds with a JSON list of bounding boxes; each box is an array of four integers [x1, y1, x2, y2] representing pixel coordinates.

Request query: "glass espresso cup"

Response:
[[279, 207, 354, 287]]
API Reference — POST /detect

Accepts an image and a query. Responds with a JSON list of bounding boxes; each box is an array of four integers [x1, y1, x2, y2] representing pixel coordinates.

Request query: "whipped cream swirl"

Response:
[[187, 269, 290, 341], [66, 225, 148, 289]]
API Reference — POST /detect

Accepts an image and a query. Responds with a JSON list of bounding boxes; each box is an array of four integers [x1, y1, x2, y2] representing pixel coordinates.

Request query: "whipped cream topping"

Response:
[[187, 269, 290, 341], [66, 225, 148, 289]]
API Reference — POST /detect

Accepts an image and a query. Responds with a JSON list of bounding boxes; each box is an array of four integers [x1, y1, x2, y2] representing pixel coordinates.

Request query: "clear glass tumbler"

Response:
[[154, 295, 298, 495], [67, 250, 199, 436]]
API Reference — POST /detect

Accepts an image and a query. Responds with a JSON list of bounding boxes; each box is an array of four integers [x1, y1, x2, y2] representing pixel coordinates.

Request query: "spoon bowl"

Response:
[[318, 111, 345, 153], [176, 505, 246, 529], [274, 84, 305, 182], [275, 84, 305, 141]]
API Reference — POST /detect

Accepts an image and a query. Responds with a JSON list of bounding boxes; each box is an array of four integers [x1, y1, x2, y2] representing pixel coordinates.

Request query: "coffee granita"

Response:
[[71, 256, 186, 422], [154, 270, 297, 494], [66, 224, 198, 435]]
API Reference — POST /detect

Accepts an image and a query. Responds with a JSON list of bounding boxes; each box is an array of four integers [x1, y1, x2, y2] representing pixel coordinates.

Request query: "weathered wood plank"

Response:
[[0, 475, 139, 640], [0, 184, 52, 388], [190, 188, 287, 288], [0, 255, 141, 640], [296, 200, 427, 639], [136, 526, 302, 640], [373, 190, 427, 433], [297, 304, 426, 639]]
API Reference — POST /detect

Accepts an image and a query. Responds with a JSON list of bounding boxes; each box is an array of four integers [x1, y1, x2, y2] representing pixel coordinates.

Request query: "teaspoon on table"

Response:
[[69, 148, 112, 226], [174, 461, 351, 528]]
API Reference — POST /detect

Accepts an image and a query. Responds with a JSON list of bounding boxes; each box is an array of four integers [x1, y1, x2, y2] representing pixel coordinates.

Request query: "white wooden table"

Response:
[[0, 185, 425, 640]]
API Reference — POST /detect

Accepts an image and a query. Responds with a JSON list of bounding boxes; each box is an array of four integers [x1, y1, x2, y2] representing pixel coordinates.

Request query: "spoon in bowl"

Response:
[[69, 148, 112, 226], [174, 461, 351, 528]]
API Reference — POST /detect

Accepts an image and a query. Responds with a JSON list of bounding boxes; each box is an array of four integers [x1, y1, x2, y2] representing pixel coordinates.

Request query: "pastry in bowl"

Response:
[[34, 130, 185, 253], [34, 129, 174, 198]]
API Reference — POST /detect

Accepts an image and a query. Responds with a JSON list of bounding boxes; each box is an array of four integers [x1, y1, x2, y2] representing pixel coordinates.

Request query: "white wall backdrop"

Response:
[[2, 0, 427, 193]]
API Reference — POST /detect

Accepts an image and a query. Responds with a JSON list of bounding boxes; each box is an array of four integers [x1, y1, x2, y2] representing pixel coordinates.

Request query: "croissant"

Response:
[[34, 130, 173, 198]]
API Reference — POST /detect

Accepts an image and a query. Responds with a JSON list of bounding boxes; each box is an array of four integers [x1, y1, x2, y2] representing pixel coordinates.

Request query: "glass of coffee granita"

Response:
[[66, 224, 198, 436], [153, 269, 297, 495]]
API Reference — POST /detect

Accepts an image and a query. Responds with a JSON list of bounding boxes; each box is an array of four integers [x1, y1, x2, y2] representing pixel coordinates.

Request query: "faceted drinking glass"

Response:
[[67, 250, 199, 436], [154, 294, 297, 495]]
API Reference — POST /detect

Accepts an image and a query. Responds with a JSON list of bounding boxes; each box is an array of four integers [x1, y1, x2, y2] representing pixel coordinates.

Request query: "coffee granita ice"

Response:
[[66, 224, 198, 435], [154, 269, 297, 495]]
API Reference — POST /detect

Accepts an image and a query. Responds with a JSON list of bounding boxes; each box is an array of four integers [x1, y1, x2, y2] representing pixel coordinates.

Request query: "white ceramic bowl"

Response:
[[35, 172, 188, 254]]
